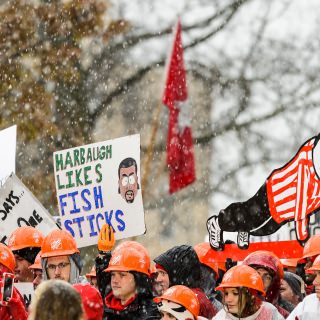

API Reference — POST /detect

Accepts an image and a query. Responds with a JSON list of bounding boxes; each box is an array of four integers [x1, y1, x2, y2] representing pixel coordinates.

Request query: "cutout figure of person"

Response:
[[207, 134, 320, 250]]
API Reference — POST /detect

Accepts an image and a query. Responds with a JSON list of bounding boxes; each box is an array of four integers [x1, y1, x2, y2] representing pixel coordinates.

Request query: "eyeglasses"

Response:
[[47, 262, 70, 271]]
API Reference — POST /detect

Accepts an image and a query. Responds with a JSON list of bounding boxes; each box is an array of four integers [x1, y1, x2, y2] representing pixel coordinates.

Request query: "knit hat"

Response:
[[13, 247, 40, 264], [283, 271, 305, 301], [73, 283, 104, 320]]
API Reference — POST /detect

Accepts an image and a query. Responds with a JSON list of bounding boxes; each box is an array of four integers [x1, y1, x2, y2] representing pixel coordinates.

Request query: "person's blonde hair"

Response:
[[28, 280, 84, 320]]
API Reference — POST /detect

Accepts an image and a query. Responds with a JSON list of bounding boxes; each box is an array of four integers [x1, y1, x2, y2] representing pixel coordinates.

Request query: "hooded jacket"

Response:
[[41, 253, 86, 284], [154, 245, 218, 318], [154, 245, 201, 288]]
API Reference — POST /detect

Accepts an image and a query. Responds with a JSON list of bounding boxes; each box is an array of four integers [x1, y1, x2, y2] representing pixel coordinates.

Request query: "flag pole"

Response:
[[141, 101, 163, 198], [140, 20, 179, 197]]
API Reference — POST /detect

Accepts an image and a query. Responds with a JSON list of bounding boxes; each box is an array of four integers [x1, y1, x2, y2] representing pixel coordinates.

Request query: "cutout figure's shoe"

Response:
[[207, 216, 224, 251], [237, 231, 249, 250]]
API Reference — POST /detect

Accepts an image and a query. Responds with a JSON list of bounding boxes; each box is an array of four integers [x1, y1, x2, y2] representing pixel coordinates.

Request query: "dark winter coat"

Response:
[[154, 245, 218, 318], [154, 244, 201, 288], [95, 252, 112, 298], [103, 294, 160, 320]]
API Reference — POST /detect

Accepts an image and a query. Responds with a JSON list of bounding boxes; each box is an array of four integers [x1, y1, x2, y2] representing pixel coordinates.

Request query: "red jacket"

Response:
[[0, 286, 28, 320]]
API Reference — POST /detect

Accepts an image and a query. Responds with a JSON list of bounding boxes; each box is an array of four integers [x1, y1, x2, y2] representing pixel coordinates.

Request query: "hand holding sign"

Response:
[[98, 224, 115, 252]]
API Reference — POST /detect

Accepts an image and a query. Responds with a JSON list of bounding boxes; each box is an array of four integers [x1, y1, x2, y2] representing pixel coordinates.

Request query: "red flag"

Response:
[[163, 19, 196, 194]]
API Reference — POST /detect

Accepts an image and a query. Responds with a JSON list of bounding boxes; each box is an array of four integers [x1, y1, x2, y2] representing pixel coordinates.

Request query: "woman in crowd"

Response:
[[280, 272, 305, 307], [243, 250, 293, 317], [213, 264, 284, 320]]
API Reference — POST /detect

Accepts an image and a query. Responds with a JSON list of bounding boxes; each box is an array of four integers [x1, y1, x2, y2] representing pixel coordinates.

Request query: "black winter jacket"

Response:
[[103, 295, 160, 320], [154, 244, 201, 287]]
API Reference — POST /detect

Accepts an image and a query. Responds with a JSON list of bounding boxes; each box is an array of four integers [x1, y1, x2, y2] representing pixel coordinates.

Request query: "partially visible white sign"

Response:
[[0, 173, 58, 244], [14, 282, 34, 307], [0, 125, 16, 186]]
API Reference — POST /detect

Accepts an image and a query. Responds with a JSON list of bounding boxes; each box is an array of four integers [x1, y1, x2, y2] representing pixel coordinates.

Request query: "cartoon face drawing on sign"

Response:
[[118, 158, 140, 204], [207, 135, 320, 251]]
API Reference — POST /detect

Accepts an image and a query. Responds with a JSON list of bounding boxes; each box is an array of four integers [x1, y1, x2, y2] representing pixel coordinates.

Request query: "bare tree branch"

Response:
[[91, 0, 250, 122]]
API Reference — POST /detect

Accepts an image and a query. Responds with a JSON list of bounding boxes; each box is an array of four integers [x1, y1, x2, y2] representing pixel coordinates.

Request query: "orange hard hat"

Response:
[[307, 254, 320, 272], [8, 226, 44, 251], [86, 265, 96, 278], [104, 246, 150, 275], [280, 258, 300, 268], [194, 242, 219, 274], [113, 241, 149, 257], [216, 265, 265, 295], [149, 263, 157, 275], [303, 234, 320, 259], [29, 251, 42, 270], [41, 230, 79, 258], [0, 243, 16, 272], [155, 285, 200, 318]]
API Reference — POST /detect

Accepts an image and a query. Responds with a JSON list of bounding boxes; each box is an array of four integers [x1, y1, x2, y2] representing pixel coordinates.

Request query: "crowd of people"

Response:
[[0, 224, 319, 319]]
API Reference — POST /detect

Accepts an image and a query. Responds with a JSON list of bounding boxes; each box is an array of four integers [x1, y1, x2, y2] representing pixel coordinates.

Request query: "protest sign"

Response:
[[0, 173, 58, 244], [53, 134, 146, 247], [0, 125, 16, 186], [14, 282, 34, 307]]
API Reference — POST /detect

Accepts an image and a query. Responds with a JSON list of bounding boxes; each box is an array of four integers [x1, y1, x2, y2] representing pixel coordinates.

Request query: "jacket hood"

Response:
[[41, 253, 83, 284], [154, 245, 201, 288]]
